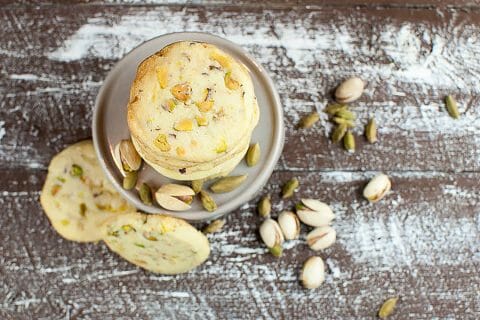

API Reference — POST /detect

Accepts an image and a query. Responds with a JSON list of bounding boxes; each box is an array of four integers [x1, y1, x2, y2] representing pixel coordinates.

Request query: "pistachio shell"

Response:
[[119, 139, 142, 171], [154, 192, 191, 211], [259, 218, 284, 248], [363, 173, 391, 202], [157, 184, 195, 197], [278, 211, 300, 240], [301, 256, 325, 289], [297, 199, 335, 227], [335, 77, 364, 103], [306, 226, 336, 251]]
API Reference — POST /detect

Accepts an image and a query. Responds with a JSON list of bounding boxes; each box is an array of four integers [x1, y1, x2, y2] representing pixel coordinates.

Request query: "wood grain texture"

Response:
[[0, 1, 479, 319]]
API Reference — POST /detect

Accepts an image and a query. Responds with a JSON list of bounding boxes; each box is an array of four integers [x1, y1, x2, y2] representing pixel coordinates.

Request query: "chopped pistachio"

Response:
[[79, 203, 87, 217], [70, 164, 83, 177]]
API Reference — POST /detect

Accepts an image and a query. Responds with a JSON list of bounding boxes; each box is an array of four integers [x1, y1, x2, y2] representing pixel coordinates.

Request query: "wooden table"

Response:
[[1, 1, 479, 319]]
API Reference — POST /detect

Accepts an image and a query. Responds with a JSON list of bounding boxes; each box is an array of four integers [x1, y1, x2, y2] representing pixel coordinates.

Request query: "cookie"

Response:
[[40, 140, 135, 242], [127, 41, 259, 180], [102, 212, 210, 274]]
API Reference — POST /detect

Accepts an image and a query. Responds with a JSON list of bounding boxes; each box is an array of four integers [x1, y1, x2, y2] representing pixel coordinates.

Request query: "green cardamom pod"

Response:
[[332, 123, 348, 143], [139, 183, 153, 206], [203, 219, 225, 234], [199, 190, 217, 212], [246, 143, 261, 167], [344, 131, 355, 152], [335, 109, 356, 120], [268, 244, 283, 257], [282, 178, 299, 199], [333, 117, 355, 128], [191, 179, 204, 194], [257, 194, 271, 218], [324, 103, 347, 115], [298, 112, 320, 129], [70, 164, 83, 177], [365, 118, 377, 143], [445, 95, 460, 119], [123, 171, 138, 190], [210, 175, 247, 193], [378, 297, 398, 319]]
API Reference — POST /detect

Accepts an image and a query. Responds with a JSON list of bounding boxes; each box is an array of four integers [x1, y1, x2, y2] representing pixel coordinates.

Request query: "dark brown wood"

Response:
[[1, 2, 479, 319]]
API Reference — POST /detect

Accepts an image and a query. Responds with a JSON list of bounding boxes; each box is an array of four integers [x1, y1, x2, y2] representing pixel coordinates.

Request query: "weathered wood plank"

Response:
[[1, 168, 479, 318], [1, 2, 479, 319], [4, 0, 480, 8], [1, 5, 479, 172]]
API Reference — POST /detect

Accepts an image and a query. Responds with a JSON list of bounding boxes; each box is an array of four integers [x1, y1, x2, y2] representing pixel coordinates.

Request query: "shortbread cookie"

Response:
[[102, 212, 210, 274], [127, 41, 259, 179], [40, 140, 135, 242]]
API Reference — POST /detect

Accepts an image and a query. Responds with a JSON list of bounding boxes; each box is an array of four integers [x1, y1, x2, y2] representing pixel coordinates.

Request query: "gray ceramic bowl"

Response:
[[92, 32, 284, 222]]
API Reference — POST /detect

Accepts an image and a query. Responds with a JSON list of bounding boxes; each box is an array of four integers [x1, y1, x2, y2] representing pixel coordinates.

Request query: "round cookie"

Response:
[[127, 41, 259, 169], [102, 212, 210, 274], [40, 140, 135, 242]]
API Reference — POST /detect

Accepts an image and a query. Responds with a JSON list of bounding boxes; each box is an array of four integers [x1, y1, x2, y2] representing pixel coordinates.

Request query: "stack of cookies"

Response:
[[127, 41, 259, 181]]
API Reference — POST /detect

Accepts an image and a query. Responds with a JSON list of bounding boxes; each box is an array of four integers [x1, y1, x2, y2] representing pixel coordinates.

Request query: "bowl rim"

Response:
[[92, 31, 284, 222]]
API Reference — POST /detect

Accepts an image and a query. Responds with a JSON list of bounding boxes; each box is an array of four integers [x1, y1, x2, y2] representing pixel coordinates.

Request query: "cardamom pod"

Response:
[[324, 103, 347, 115], [332, 123, 347, 143], [199, 190, 217, 212], [257, 194, 271, 218], [139, 183, 153, 206], [210, 175, 247, 193], [335, 109, 356, 120], [378, 297, 399, 319], [246, 143, 261, 167], [365, 118, 377, 143], [203, 219, 225, 234], [343, 131, 355, 152], [191, 179, 204, 194], [70, 164, 83, 177], [268, 244, 283, 257], [445, 95, 460, 119], [282, 178, 299, 198], [333, 117, 355, 127], [298, 112, 320, 129], [123, 171, 138, 190]]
